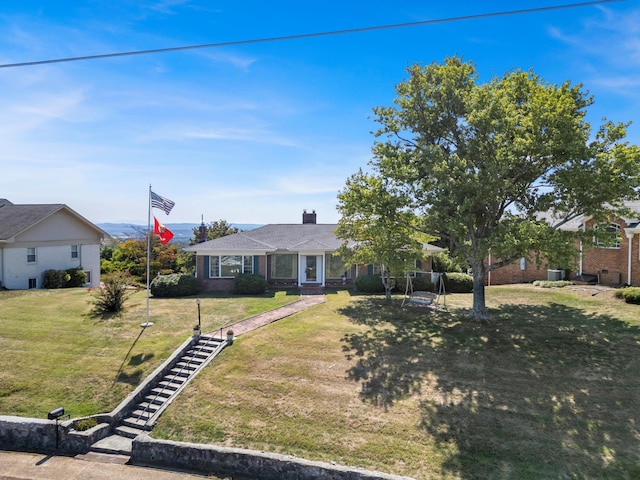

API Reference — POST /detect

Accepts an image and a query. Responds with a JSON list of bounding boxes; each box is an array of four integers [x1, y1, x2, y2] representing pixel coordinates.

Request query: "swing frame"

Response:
[[401, 271, 447, 310]]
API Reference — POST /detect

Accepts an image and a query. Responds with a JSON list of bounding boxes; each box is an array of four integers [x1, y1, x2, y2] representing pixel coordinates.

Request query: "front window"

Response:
[[595, 223, 621, 249], [271, 254, 297, 279], [28, 278, 37, 289], [71, 245, 79, 259], [209, 255, 254, 277], [221, 255, 242, 277], [27, 248, 36, 264], [325, 254, 351, 279]]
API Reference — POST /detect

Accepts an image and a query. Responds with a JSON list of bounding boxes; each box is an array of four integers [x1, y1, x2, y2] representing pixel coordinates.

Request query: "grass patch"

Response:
[[154, 286, 640, 479], [3, 284, 639, 478], [0, 288, 296, 418]]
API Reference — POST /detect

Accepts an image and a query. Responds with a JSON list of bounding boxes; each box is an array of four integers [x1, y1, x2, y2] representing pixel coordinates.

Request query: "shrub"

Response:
[[355, 275, 386, 294], [151, 274, 198, 297], [443, 272, 473, 293], [614, 287, 640, 304], [432, 252, 463, 273], [91, 271, 133, 315], [42, 268, 86, 289], [411, 275, 434, 292], [66, 268, 87, 287], [42, 269, 70, 289], [74, 417, 98, 432], [234, 274, 267, 295]]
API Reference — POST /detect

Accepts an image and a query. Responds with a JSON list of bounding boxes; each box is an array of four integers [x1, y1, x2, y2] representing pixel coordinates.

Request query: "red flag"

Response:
[[153, 216, 174, 245]]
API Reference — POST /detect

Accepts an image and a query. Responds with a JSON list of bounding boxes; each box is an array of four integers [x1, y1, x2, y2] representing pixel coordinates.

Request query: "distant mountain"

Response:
[[98, 223, 262, 243]]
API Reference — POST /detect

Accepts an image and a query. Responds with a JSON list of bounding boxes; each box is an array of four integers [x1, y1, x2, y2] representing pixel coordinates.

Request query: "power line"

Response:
[[0, 0, 623, 69]]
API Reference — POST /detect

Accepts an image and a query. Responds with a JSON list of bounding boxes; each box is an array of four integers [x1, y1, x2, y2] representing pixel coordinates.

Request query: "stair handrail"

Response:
[[131, 335, 223, 425]]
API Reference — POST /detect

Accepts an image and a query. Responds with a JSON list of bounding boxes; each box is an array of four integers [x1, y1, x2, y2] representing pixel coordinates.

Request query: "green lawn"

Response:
[[2, 285, 639, 479], [153, 285, 640, 479], [0, 288, 297, 418]]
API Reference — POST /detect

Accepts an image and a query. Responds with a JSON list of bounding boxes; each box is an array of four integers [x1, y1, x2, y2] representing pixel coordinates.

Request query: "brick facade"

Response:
[[580, 218, 640, 286], [486, 216, 640, 287]]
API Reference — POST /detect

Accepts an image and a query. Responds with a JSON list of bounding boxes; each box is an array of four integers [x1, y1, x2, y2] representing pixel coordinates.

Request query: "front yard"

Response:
[[1, 284, 639, 478]]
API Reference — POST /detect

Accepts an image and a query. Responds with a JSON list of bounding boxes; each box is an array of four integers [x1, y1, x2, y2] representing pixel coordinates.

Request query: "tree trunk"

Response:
[[382, 269, 393, 301], [471, 263, 490, 321]]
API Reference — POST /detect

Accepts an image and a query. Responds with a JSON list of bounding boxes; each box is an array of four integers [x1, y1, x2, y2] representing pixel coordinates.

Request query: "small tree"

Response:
[[91, 271, 133, 315], [336, 172, 433, 300]]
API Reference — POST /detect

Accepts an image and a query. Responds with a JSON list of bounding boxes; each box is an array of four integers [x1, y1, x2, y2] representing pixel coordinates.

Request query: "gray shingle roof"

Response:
[[0, 202, 65, 241], [185, 224, 342, 252], [0, 201, 109, 241], [537, 201, 640, 231]]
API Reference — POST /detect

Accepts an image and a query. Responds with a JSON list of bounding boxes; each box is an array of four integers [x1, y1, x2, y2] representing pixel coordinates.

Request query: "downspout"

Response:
[[0, 246, 4, 288], [626, 231, 634, 285], [579, 239, 583, 276]]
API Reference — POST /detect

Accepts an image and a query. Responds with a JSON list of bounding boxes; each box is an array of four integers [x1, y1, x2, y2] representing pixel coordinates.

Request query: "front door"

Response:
[[304, 255, 317, 282]]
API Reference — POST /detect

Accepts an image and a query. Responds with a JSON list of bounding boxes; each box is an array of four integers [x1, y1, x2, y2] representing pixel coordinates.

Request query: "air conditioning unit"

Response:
[[547, 269, 564, 281]]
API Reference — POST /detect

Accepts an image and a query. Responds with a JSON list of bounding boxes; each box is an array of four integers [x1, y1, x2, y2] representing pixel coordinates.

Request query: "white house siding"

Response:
[[0, 208, 104, 290], [1, 244, 101, 289]]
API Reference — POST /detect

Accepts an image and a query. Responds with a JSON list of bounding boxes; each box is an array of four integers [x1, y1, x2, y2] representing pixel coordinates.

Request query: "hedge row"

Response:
[[355, 273, 474, 294], [42, 268, 86, 289]]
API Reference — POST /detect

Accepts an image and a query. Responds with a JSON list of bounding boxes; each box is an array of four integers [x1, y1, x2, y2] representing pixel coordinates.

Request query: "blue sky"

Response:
[[1, 0, 639, 225]]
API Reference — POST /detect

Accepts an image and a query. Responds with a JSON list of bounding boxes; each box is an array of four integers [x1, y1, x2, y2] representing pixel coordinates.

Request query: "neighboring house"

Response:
[[0, 199, 109, 290], [185, 210, 441, 293], [487, 202, 640, 286]]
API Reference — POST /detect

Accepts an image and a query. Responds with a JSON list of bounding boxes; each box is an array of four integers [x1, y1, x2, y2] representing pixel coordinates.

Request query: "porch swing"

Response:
[[401, 271, 447, 310]]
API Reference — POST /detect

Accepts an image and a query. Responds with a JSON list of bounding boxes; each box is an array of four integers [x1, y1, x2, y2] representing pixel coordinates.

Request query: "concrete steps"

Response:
[[88, 335, 227, 457]]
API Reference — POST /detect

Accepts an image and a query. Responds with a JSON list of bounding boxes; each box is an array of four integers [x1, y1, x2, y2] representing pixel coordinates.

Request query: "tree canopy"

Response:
[[337, 56, 640, 320]]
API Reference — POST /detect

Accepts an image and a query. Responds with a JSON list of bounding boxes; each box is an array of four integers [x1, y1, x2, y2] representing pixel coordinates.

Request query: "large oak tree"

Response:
[[337, 56, 640, 320]]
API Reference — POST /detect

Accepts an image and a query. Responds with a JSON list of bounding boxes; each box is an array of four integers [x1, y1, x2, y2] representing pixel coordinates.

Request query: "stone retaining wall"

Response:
[[0, 415, 109, 454], [132, 434, 415, 480]]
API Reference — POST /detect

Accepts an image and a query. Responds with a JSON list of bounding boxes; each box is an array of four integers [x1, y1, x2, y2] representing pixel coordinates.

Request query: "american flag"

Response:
[[151, 191, 175, 215]]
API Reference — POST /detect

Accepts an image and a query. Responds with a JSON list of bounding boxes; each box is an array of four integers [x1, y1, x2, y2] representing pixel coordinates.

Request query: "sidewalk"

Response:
[[0, 450, 215, 480], [1, 294, 326, 480]]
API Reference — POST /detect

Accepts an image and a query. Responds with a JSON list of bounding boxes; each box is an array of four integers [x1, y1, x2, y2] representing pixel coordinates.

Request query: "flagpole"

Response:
[[142, 184, 153, 328]]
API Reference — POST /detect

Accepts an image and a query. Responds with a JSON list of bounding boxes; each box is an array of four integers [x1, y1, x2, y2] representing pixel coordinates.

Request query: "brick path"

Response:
[[221, 294, 326, 336]]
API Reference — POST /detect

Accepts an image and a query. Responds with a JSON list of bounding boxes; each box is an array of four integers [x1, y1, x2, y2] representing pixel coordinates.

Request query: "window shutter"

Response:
[[203, 256, 210, 279], [253, 256, 260, 275], [367, 264, 373, 276]]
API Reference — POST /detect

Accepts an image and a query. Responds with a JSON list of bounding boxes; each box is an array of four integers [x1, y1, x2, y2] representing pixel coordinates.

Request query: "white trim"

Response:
[[298, 253, 325, 286], [627, 232, 634, 285]]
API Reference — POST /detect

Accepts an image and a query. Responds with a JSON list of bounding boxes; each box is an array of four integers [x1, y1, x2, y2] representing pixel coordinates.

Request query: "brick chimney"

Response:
[[302, 209, 317, 224], [198, 215, 207, 243]]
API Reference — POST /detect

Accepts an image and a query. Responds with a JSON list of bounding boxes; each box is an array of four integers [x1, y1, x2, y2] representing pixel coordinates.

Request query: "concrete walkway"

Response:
[[0, 450, 216, 480], [0, 294, 325, 480]]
